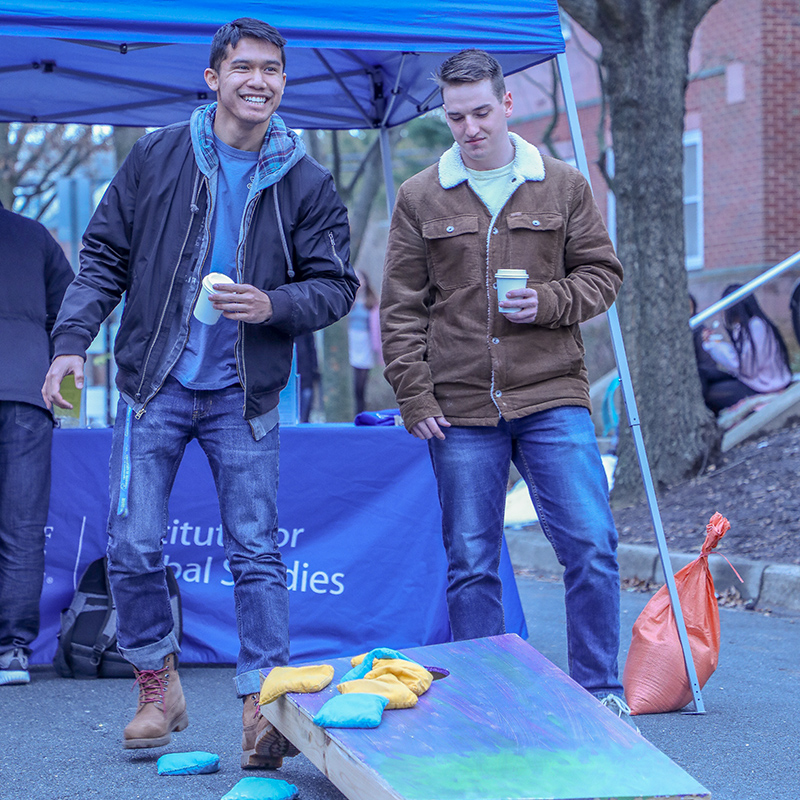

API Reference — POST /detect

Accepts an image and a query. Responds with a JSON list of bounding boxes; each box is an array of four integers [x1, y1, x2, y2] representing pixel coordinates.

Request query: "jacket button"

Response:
[[532, 219, 541, 227], [492, 227, 499, 235], [492, 337, 500, 344], [495, 390, 502, 397], [446, 225, 455, 233]]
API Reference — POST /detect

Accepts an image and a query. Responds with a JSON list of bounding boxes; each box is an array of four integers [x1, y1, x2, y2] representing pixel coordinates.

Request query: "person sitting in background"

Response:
[[690, 294, 752, 415], [720, 284, 792, 396]]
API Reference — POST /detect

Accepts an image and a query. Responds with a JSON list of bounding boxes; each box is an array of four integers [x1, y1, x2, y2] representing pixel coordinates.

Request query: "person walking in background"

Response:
[[348, 269, 382, 415], [381, 49, 635, 728], [0, 199, 73, 686], [294, 332, 319, 423], [41, 18, 357, 763]]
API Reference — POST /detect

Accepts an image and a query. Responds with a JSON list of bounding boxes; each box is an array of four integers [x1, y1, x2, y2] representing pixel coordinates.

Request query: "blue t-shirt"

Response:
[[172, 136, 259, 390]]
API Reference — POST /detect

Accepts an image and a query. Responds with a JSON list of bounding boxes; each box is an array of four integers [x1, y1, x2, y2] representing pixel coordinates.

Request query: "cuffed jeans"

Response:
[[0, 402, 54, 661], [106, 377, 288, 696], [428, 406, 623, 697]]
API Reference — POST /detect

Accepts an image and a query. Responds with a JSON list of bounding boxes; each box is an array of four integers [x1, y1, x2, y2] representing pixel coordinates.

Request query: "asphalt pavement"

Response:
[[1, 576, 797, 800]]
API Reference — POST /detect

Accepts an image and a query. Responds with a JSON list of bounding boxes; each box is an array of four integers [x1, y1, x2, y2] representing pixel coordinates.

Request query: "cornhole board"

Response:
[[260, 634, 710, 800]]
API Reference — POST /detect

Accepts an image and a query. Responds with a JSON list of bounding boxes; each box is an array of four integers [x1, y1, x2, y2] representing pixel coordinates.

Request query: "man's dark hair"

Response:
[[209, 18, 287, 72], [434, 49, 506, 102]]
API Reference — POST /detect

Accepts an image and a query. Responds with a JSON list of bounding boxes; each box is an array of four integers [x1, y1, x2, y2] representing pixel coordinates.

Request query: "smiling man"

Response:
[[380, 50, 635, 728], [42, 18, 357, 764]]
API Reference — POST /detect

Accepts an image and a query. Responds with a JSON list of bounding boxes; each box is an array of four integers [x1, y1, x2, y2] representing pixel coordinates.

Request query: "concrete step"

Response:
[[720, 379, 800, 451]]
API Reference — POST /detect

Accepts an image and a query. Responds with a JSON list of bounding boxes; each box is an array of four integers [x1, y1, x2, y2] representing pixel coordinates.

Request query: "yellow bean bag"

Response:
[[259, 664, 335, 705], [365, 659, 433, 696], [337, 674, 418, 709]]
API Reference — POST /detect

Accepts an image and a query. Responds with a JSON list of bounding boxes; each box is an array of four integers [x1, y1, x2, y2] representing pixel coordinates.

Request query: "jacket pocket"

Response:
[[501, 325, 584, 389], [422, 215, 483, 290], [506, 211, 564, 281]]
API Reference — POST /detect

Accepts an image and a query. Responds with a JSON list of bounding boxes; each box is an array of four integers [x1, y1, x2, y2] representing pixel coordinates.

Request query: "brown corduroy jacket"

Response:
[[380, 133, 623, 432]]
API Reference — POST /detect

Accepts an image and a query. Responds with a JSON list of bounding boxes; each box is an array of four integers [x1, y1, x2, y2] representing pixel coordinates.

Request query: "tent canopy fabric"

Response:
[[0, 0, 564, 129]]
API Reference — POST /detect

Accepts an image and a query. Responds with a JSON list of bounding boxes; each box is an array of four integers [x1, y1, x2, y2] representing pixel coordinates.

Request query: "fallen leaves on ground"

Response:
[[613, 421, 800, 566]]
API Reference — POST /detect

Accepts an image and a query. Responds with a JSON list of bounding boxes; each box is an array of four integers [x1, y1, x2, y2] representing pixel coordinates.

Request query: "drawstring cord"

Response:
[[273, 184, 294, 279], [116, 405, 133, 517]]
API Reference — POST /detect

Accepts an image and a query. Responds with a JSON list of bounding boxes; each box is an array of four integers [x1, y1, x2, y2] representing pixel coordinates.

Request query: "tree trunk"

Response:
[[113, 127, 145, 168], [561, 0, 720, 504]]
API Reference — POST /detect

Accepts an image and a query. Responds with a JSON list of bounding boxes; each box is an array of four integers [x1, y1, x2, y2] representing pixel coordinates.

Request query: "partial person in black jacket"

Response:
[[0, 200, 73, 686], [41, 18, 358, 761]]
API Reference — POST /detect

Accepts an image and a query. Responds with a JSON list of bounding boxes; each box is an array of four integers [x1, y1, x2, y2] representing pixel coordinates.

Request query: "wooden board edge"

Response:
[[261, 696, 406, 800]]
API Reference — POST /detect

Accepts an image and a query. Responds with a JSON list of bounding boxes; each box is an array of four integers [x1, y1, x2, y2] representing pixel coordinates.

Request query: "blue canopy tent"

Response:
[[0, 1, 564, 129], [0, 0, 704, 710]]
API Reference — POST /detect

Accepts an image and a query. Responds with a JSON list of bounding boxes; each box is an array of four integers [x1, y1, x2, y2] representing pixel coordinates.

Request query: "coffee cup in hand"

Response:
[[193, 272, 235, 325], [496, 269, 529, 314]]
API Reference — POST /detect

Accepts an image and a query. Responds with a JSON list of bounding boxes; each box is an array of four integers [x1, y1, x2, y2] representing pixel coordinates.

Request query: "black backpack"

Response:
[[53, 557, 182, 679]]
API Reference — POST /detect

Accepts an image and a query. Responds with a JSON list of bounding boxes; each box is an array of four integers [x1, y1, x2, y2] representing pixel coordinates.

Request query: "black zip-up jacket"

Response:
[[52, 115, 358, 419], [1, 207, 73, 411]]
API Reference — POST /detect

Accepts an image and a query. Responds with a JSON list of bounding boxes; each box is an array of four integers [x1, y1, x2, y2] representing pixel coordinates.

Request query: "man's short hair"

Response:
[[434, 49, 506, 102], [209, 18, 287, 72]]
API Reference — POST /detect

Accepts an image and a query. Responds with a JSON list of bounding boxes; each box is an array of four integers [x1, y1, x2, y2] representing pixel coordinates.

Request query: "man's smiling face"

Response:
[[204, 37, 286, 148]]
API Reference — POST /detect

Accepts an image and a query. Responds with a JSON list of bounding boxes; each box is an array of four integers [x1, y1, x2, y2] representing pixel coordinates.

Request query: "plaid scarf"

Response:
[[191, 103, 305, 191]]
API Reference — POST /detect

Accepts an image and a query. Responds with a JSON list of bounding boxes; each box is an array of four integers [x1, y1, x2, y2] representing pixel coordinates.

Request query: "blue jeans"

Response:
[[106, 377, 288, 696], [428, 406, 623, 697], [0, 402, 54, 661]]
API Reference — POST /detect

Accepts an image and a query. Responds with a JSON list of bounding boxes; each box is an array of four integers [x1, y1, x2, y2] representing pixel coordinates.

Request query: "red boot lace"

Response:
[[132, 664, 168, 705]]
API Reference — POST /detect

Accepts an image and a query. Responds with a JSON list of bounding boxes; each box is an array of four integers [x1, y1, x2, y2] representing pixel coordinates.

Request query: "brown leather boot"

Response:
[[123, 654, 188, 749], [241, 692, 300, 769]]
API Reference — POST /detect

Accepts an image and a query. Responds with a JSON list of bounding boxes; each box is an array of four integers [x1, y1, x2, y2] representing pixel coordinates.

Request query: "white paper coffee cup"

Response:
[[496, 269, 529, 314], [193, 272, 235, 325]]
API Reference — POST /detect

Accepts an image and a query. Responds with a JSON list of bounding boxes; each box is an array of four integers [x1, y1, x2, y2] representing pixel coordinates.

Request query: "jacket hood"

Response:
[[438, 131, 545, 189], [190, 103, 306, 193]]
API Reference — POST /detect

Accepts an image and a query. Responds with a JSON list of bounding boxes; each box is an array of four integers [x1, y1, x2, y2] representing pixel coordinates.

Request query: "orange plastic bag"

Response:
[[622, 512, 731, 714]]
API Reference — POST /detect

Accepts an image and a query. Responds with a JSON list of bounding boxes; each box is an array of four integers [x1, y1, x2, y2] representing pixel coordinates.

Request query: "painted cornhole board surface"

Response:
[[260, 633, 710, 800]]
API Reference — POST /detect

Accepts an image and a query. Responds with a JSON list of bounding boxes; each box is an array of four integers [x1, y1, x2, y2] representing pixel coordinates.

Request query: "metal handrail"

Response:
[[690, 249, 800, 328]]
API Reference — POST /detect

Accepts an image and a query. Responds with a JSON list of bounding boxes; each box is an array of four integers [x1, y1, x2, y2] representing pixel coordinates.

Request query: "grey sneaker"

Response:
[[0, 648, 30, 686], [599, 693, 639, 733]]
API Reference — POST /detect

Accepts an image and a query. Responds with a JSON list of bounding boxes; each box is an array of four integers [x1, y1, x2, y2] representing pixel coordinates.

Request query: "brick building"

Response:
[[507, 0, 800, 357]]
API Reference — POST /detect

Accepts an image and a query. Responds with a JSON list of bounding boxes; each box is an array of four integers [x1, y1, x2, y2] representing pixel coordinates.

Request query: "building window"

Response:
[[683, 130, 703, 270]]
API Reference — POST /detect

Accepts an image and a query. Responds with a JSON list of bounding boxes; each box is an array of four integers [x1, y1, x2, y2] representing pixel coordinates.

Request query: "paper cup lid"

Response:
[[202, 272, 235, 291], [495, 269, 528, 278]]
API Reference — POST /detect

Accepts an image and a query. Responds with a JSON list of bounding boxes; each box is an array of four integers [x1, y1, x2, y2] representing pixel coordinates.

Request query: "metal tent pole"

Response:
[[379, 125, 396, 219], [555, 50, 705, 713]]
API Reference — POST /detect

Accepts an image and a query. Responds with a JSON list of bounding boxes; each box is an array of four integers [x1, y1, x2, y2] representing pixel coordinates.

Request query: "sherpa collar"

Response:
[[190, 102, 305, 193], [438, 131, 545, 189]]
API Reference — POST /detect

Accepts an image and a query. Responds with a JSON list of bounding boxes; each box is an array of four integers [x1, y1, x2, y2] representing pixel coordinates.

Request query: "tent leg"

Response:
[[379, 126, 396, 219], [555, 51, 705, 713]]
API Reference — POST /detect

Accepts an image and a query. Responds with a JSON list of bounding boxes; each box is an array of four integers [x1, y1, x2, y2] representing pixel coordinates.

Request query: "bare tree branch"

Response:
[[558, 0, 600, 32], [0, 123, 25, 206], [343, 135, 381, 198], [17, 128, 93, 213], [517, 66, 562, 160]]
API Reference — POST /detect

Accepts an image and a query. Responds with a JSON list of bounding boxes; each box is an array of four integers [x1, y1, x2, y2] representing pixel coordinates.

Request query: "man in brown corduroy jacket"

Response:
[[381, 48, 637, 729]]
